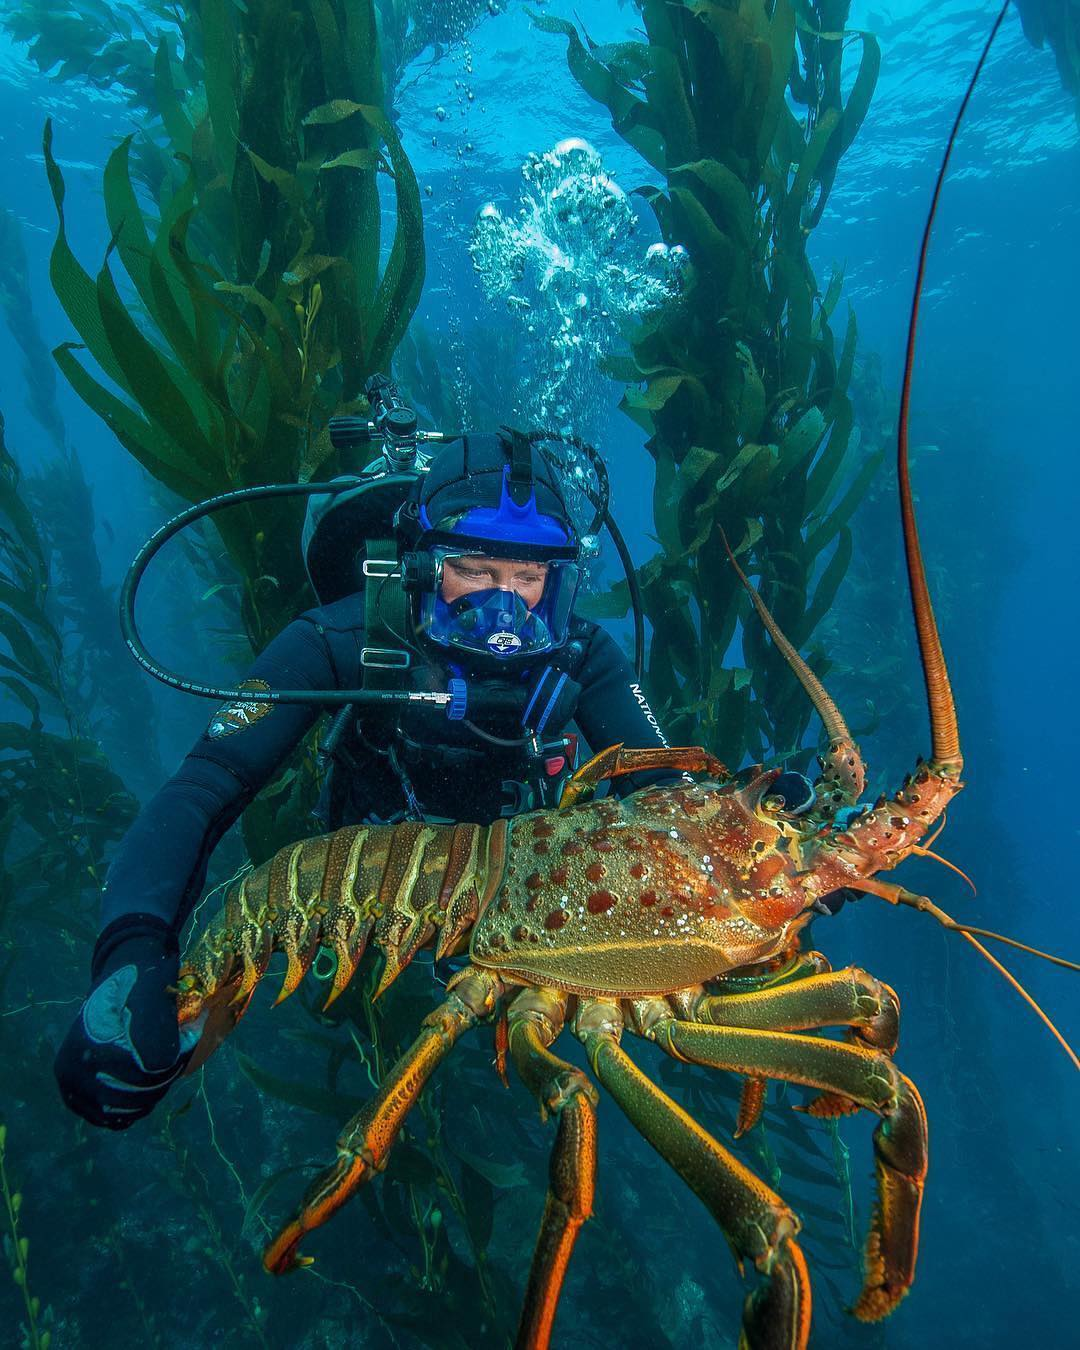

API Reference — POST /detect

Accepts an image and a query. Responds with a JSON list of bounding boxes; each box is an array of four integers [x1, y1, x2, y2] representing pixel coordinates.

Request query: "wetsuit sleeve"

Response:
[[99, 617, 343, 933], [571, 626, 683, 796]]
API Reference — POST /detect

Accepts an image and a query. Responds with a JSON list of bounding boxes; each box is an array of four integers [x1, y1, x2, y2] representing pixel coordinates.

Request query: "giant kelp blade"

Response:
[[52, 343, 211, 502], [359, 105, 425, 370], [235, 1049, 364, 1122], [531, 12, 667, 170], [43, 121, 137, 402], [101, 138, 221, 467]]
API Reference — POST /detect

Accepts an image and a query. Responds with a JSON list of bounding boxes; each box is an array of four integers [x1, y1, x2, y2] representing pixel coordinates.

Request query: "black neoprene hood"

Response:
[[415, 431, 574, 542]]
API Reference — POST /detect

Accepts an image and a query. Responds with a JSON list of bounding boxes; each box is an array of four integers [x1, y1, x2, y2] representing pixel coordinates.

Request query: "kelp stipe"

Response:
[[43, 0, 424, 655], [27, 446, 163, 792], [0, 414, 137, 941], [537, 0, 881, 771], [0, 208, 67, 452], [158, 1106, 273, 1349]]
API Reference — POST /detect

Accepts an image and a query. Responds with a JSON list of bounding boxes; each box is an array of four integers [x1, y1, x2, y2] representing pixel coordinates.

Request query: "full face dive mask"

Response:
[[406, 432, 583, 664], [417, 545, 581, 662]]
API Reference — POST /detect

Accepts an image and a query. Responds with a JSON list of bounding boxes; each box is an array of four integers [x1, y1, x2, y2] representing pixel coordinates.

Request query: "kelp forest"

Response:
[[1, 2, 1078, 1348]]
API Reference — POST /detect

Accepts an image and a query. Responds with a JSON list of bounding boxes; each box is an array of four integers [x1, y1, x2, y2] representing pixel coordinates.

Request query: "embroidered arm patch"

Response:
[[207, 678, 273, 738]]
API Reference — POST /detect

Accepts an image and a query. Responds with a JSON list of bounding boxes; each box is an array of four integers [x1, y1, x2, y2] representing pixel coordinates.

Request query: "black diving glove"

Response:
[[53, 914, 195, 1130]]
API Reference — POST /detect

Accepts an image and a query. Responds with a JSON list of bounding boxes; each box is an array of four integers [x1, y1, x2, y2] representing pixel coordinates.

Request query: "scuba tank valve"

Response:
[[328, 375, 451, 473]]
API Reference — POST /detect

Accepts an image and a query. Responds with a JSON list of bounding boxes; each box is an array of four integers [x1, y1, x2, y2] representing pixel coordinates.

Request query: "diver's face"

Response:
[[440, 554, 549, 609]]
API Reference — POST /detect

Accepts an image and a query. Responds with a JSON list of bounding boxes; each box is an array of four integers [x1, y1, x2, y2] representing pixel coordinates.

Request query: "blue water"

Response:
[[0, 2, 1077, 1346]]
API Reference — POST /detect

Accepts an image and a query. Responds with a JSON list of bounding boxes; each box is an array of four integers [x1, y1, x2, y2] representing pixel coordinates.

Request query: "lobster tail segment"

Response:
[[176, 819, 507, 1070]]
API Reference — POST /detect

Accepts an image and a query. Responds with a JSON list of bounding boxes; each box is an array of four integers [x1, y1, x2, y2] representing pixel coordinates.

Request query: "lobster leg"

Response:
[[693, 967, 901, 1121], [646, 1015, 927, 1323], [507, 987, 598, 1350], [262, 965, 504, 1275], [559, 744, 728, 808], [574, 998, 811, 1350], [694, 967, 901, 1054]]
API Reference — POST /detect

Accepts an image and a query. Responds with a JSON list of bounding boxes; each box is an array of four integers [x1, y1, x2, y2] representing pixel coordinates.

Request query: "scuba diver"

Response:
[[54, 379, 696, 1130]]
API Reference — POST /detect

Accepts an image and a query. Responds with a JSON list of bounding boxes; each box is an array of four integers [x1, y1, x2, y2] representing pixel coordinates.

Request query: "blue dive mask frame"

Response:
[[412, 460, 583, 662], [417, 546, 581, 662]]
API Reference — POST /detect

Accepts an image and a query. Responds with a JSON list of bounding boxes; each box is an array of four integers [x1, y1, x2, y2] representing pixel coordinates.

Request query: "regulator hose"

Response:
[[121, 440, 647, 702], [119, 479, 435, 707]]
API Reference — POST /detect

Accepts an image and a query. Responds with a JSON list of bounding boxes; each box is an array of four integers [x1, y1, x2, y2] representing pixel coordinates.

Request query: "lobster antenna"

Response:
[[956, 930, 1079, 1070], [849, 878, 1080, 1071], [897, 892, 1080, 974], [717, 526, 854, 746], [897, 0, 1010, 774], [908, 844, 977, 893], [910, 896, 1080, 1072]]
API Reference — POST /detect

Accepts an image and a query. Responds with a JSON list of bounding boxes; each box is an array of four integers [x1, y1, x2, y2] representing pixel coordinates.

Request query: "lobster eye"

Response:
[[765, 771, 816, 816]]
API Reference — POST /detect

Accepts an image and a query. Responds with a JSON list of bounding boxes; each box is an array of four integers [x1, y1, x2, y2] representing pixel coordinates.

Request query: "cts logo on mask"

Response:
[[487, 630, 523, 655]]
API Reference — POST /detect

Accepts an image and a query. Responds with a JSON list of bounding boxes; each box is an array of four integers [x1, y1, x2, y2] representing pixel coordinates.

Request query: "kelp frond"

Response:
[[43, 0, 425, 653], [539, 0, 882, 767]]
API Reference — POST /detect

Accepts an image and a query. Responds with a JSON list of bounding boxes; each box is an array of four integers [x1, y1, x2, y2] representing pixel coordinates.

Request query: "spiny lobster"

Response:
[[177, 700, 962, 1350], [174, 421, 988, 1350], [172, 11, 1080, 1343]]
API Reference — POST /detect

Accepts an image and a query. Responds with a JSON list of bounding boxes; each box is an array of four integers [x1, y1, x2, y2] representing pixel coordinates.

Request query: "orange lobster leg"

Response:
[[559, 744, 728, 808], [507, 988, 598, 1350], [694, 967, 901, 1054], [649, 1016, 927, 1322], [262, 966, 503, 1275], [574, 999, 811, 1350]]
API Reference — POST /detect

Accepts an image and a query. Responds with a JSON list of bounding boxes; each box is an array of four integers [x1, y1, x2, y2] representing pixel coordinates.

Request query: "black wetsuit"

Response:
[[99, 597, 677, 935]]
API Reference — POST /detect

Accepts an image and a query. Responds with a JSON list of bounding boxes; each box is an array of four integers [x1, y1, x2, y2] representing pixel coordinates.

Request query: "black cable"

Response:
[[119, 480, 449, 707], [527, 430, 608, 537], [463, 718, 532, 748], [372, 572, 428, 665], [604, 510, 645, 683]]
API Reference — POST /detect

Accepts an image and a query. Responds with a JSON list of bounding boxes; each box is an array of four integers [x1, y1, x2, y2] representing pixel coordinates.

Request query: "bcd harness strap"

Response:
[[314, 535, 412, 793], [360, 537, 411, 685], [316, 628, 590, 827]]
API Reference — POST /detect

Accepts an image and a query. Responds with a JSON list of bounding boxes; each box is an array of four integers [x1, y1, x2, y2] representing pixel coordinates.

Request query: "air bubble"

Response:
[[467, 138, 685, 437]]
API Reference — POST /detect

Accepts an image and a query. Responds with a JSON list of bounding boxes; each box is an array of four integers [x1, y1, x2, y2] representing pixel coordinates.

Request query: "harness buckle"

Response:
[[360, 647, 411, 669], [362, 558, 401, 578]]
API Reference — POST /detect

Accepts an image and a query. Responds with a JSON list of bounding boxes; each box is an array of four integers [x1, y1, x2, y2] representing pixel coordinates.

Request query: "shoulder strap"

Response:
[[500, 425, 535, 507], [360, 537, 412, 689]]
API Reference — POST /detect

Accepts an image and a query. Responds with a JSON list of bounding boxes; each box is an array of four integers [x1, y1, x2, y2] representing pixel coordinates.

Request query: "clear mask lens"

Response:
[[417, 549, 580, 660]]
